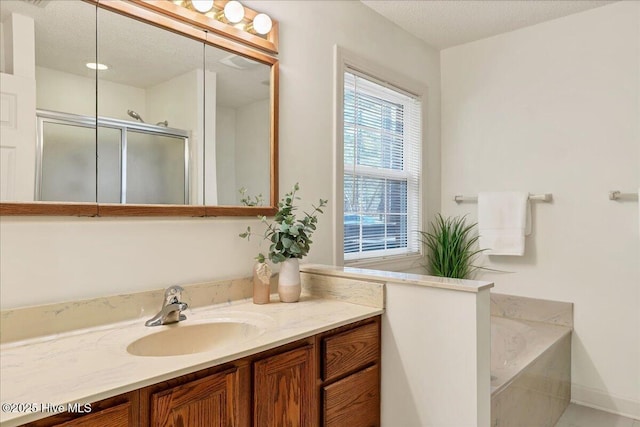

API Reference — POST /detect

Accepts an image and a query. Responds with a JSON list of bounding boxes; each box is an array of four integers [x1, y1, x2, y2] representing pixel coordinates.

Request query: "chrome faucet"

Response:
[[145, 285, 188, 327]]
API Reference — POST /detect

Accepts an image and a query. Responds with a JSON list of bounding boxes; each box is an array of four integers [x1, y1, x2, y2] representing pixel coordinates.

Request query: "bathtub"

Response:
[[491, 316, 572, 427]]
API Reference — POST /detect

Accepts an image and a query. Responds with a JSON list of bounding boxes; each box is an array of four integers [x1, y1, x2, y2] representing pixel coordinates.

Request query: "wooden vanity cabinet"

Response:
[[139, 366, 241, 427], [317, 318, 381, 427], [22, 391, 139, 427], [323, 364, 380, 427], [254, 345, 314, 427], [21, 316, 381, 427], [248, 317, 381, 427]]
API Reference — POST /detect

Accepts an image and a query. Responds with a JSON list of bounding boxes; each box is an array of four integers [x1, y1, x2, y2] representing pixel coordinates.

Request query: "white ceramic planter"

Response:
[[278, 258, 301, 302]]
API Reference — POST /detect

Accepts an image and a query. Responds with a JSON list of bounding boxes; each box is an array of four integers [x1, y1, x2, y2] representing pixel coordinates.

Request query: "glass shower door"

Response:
[[39, 121, 96, 202], [38, 111, 189, 205], [97, 126, 122, 203], [125, 131, 188, 205]]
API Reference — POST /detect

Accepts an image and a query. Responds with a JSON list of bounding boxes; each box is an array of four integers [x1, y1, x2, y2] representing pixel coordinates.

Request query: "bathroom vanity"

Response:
[[1, 266, 494, 427], [0, 272, 384, 427], [21, 317, 380, 427]]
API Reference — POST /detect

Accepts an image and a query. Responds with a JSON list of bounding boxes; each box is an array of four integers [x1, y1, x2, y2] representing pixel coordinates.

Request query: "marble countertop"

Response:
[[490, 316, 572, 395], [302, 264, 494, 292], [0, 296, 382, 426]]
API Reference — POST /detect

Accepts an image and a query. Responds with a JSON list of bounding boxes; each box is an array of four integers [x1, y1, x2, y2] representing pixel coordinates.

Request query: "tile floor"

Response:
[[555, 404, 640, 427]]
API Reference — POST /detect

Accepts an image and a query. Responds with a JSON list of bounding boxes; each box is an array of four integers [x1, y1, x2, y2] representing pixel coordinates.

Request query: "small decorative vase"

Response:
[[253, 262, 272, 304], [278, 258, 301, 303]]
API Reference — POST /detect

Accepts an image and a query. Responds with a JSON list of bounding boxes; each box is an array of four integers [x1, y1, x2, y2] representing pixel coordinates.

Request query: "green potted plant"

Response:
[[240, 183, 327, 302], [419, 214, 486, 279], [239, 187, 264, 206]]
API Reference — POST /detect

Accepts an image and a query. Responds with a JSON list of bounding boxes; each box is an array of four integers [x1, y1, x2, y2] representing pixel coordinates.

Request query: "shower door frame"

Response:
[[36, 109, 191, 205]]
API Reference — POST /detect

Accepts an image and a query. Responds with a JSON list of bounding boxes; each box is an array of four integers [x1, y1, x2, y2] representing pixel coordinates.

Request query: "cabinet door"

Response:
[[254, 345, 313, 427], [24, 392, 138, 427], [54, 403, 131, 427], [149, 368, 238, 427], [323, 364, 379, 427]]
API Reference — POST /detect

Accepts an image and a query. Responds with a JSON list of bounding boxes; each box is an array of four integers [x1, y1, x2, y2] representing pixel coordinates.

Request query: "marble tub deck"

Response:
[[490, 293, 574, 427], [491, 317, 572, 396]]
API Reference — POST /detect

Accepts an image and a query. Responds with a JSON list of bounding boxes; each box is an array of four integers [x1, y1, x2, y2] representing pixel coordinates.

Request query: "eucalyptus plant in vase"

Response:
[[240, 183, 327, 302]]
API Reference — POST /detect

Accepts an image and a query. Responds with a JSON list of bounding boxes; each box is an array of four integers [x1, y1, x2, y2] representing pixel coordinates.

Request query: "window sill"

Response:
[[344, 253, 424, 273]]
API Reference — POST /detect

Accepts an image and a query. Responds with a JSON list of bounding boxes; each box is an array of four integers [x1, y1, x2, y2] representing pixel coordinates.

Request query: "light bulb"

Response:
[[86, 62, 108, 71], [191, 0, 214, 13], [252, 13, 272, 35], [224, 1, 244, 24]]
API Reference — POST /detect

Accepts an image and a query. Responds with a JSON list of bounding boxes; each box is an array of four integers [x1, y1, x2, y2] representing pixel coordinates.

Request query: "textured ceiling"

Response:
[[361, 0, 617, 49]]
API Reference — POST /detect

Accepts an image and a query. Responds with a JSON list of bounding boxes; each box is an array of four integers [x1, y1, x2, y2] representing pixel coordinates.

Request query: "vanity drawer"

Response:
[[323, 364, 380, 427], [322, 321, 379, 381]]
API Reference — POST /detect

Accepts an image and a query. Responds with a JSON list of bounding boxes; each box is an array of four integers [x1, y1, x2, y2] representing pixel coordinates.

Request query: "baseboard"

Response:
[[571, 383, 640, 420]]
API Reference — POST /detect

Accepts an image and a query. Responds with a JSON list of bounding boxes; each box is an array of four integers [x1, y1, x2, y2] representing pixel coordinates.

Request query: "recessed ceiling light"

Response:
[[86, 62, 108, 71]]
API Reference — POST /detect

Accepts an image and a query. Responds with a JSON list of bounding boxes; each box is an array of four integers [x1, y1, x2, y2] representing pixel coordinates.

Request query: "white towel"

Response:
[[478, 191, 531, 256]]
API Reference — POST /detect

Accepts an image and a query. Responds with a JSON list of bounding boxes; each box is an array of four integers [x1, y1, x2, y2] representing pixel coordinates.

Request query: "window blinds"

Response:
[[343, 68, 422, 260]]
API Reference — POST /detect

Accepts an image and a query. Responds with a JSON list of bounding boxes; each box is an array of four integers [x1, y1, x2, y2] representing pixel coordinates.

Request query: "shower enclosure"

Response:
[[36, 110, 190, 204]]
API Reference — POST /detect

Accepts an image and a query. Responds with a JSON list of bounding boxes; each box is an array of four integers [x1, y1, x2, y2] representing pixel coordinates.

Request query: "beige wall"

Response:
[[234, 99, 270, 204], [441, 2, 639, 417], [383, 284, 491, 426], [215, 106, 237, 205], [36, 67, 105, 117], [0, 1, 440, 308]]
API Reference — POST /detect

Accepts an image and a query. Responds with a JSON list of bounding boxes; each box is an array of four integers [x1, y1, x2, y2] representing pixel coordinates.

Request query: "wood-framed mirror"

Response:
[[0, 0, 278, 217]]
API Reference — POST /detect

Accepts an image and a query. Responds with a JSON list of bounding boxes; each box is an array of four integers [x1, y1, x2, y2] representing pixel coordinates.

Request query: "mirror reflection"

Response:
[[0, 0, 96, 203], [207, 43, 271, 205], [0, 0, 273, 208], [96, 7, 203, 205]]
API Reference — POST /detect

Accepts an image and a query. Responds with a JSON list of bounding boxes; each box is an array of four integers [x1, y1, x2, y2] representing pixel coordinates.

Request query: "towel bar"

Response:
[[454, 193, 553, 203], [609, 191, 639, 201]]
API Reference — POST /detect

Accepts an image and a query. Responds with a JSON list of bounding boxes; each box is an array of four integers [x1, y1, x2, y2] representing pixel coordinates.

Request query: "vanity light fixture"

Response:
[[86, 62, 108, 71], [223, 0, 244, 23], [191, 0, 214, 13], [183, 0, 273, 36], [248, 13, 272, 35]]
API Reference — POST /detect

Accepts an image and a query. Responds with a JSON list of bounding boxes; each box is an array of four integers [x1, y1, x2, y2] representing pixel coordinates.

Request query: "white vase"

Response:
[[278, 258, 301, 303]]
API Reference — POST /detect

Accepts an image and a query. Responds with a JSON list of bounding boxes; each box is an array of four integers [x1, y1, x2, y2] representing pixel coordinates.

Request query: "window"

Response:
[[343, 68, 422, 261]]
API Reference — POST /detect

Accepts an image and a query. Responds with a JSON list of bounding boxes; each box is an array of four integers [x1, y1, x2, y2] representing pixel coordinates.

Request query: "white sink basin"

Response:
[[127, 321, 264, 357]]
